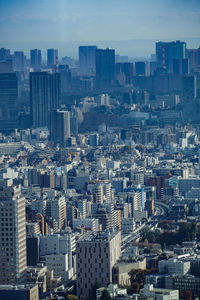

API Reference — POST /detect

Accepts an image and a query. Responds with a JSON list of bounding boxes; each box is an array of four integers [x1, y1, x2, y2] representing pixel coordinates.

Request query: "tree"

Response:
[[100, 289, 111, 300], [67, 295, 78, 300], [87, 281, 101, 300]]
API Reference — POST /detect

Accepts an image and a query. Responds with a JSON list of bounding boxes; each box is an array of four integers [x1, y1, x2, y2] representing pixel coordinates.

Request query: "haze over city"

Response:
[[1, 0, 200, 57]]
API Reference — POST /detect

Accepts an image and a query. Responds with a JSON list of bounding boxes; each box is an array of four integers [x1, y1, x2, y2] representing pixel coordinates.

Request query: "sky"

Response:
[[0, 0, 200, 58]]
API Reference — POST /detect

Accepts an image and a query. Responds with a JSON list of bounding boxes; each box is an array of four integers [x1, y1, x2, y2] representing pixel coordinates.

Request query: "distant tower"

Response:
[[0, 73, 18, 131], [30, 49, 42, 69], [50, 109, 70, 146], [0, 179, 27, 284], [47, 48, 58, 68], [95, 48, 115, 88], [13, 51, 25, 71], [30, 72, 60, 128], [79, 46, 97, 76]]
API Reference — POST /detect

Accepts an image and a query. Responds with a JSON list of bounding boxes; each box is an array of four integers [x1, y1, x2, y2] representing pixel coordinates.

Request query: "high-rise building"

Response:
[[0, 179, 27, 284], [156, 41, 187, 72], [0, 48, 10, 61], [135, 61, 147, 76], [95, 48, 115, 88], [0, 73, 18, 131], [115, 62, 133, 84], [50, 109, 70, 146], [30, 72, 60, 128], [47, 48, 58, 68], [30, 49, 42, 69], [76, 229, 121, 298], [79, 46, 97, 76], [46, 196, 66, 230], [13, 51, 25, 71]]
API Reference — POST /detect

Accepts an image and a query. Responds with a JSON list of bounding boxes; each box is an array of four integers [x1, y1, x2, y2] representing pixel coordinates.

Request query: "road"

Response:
[[121, 201, 169, 251]]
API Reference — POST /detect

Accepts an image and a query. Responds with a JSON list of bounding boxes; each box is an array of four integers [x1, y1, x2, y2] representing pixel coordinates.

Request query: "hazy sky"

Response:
[[0, 0, 200, 42], [0, 0, 200, 58]]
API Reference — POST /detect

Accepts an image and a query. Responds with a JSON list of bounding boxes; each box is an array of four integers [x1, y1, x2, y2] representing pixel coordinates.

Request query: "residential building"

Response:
[[0, 179, 27, 284]]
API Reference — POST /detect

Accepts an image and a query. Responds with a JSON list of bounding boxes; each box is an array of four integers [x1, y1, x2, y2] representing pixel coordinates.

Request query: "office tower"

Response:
[[135, 61, 147, 76], [47, 48, 58, 68], [0, 48, 10, 61], [30, 72, 60, 128], [0, 179, 27, 284], [50, 109, 70, 146], [58, 64, 71, 94], [156, 41, 187, 72], [95, 48, 115, 88], [0, 73, 18, 131], [187, 49, 198, 72], [46, 196, 66, 230], [115, 62, 133, 84], [13, 51, 25, 71], [182, 75, 197, 100], [79, 46, 97, 76], [173, 58, 189, 74], [76, 229, 121, 298], [0, 60, 13, 73], [30, 49, 42, 69]]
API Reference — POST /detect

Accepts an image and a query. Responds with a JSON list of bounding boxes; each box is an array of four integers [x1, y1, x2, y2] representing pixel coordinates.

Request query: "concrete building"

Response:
[[121, 218, 136, 234], [0, 284, 39, 300], [40, 231, 76, 280], [113, 258, 146, 286], [79, 46, 97, 76], [30, 72, 60, 128], [47, 48, 58, 68], [46, 196, 66, 230], [0, 179, 27, 284], [159, 258, 190, 275], [140, 284, 179, 300], [50, 109, 70, 146], [30, 49, 41, 70], [76, 229, 121, 299], [0, 73, 18, 131], [73, 218, 99, 231]]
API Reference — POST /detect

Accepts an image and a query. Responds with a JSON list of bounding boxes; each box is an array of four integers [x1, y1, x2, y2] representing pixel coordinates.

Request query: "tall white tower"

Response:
[[0, 179, 27, 284]]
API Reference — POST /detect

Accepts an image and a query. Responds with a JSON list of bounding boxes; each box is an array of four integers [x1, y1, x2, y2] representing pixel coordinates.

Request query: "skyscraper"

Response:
[[95, 48, 115, 88], [50, 109, 70, 146], [156, 41, 187, 72], [30, 72, 60, 128], [76, 229, 121, 298], [0, 73, 18, 131], [30, 49, 42, 69], [79, 46, 97, 76], [0, 179, 27, 284], [0, 48, 10, 61], [47, 48, 58, 68], [135, 61, 147, 76], [13, 51, 25, 71]]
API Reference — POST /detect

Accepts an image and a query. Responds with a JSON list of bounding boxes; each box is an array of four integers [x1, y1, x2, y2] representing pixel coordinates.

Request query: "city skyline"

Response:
[[0, 0, 200, 58]]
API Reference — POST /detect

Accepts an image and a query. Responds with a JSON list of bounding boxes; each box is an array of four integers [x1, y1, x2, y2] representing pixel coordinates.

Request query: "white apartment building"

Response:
[[140, 284, 179, 300], [0, 179, 27, 284], [159, 258, 190, 275], [40, 231, 76, 280]]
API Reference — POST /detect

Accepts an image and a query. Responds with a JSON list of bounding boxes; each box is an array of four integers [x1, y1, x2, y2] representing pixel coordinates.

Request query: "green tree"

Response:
[[87, 281, 101, 300], [100, 289, 111, 300], [67, 295, 78, 300]]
